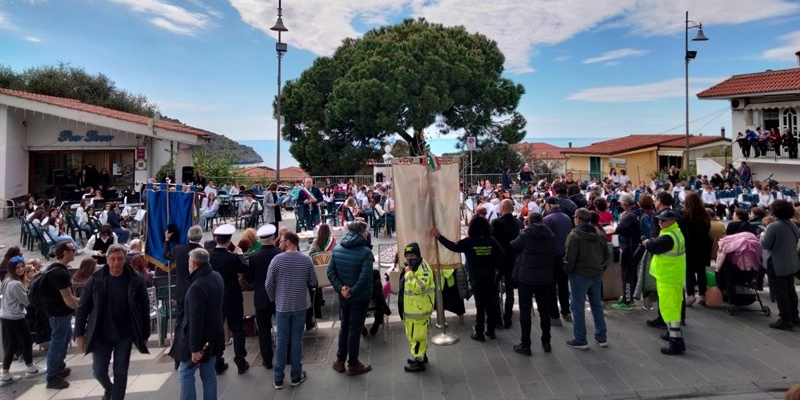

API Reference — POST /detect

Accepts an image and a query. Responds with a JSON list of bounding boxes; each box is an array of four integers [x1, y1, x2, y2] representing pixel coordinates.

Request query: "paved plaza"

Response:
[[0, 216, 798, 400]]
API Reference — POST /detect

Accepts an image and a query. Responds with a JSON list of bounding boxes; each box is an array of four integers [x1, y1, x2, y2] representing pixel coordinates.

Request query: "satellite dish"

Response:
[[384, 144, 393, 154]]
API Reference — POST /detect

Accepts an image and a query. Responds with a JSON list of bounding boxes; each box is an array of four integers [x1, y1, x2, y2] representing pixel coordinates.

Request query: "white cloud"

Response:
[[0, 11, 16, 31], [107, 0, 212, 36], [568, 77, 726, 103], [760, 30, 800, 61], [24, 36, 41, 43], [583, 48, 648, 64], [227, 0, 797, 75], [604, 61, 620, 67], [554, 55, 571, 62]]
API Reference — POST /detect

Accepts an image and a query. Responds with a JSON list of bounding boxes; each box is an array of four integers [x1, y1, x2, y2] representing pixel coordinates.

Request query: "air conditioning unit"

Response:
[[731, 98, 748, 110]]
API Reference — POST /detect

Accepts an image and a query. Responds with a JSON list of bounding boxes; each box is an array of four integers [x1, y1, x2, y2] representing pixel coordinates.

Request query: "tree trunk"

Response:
[[407, 130, 426, 156]]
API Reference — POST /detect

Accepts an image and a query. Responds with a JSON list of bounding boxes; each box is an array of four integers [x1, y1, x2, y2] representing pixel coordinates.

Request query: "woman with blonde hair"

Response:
[[240, 228, 261, 253]]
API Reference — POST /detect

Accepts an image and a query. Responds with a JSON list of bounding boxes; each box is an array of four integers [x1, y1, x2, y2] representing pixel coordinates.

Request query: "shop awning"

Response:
[[745, 101, 800, 110]]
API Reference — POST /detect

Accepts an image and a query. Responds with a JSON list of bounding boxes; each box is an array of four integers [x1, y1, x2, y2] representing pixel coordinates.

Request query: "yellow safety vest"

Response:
[[403, 260, 436, 319], [649, 222, 686, 285]]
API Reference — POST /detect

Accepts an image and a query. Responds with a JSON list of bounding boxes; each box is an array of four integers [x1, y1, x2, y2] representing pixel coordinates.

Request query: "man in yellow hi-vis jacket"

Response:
[[400, 243, 435, 372], [643, 210, 687, 355]]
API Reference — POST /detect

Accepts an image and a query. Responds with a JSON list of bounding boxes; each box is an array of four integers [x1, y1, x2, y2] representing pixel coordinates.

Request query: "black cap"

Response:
[[655, 209, 679, 220], [403, 242, 422, 259], [544, 196, 559, 205]]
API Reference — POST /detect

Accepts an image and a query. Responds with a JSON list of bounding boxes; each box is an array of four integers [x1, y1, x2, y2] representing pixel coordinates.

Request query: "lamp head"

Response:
[[271, 17, 288, 32], [686, 50, 697, 60], [692, 27, 708, 41]]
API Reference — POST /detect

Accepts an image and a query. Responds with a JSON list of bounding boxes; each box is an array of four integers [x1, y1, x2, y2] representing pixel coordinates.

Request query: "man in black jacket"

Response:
[[553, 182, 577, 218], [247, 224, 281, 370], [164, 225, 203, 369], [171, 248, 224, 400], [74, 245, 150, 400], [491, 199, 523, 328], [509, 212, 554, 356], [209, 224, 249, 375]]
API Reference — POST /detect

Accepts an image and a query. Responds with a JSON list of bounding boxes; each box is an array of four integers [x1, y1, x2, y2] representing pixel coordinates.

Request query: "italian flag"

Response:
[[424, 151, 441, 171]]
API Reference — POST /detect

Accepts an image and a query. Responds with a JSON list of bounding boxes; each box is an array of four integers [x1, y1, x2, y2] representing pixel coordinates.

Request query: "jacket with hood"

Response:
[[327, 230, 374, 301], [436, 234, 505, 280], [564, 223, 610, 278], [510, 223, 555, 285]]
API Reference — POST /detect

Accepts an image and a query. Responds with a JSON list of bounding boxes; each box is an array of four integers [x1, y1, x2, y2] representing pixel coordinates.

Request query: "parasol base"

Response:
[[430, 331, 459, 346]]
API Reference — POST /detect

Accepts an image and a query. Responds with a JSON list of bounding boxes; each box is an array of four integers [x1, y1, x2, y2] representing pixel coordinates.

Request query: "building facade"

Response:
[[0, 89, 207, 211]]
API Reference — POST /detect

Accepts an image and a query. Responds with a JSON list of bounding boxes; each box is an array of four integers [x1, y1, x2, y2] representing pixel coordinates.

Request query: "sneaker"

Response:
[[551, 317, 562, 326], [25, 366, 42, 377], [561, 314, 572, 323], [565, 339, 589, 350], [513, 344, 532, 356], [76, 247, 85, 255], [685, 296, 696, 307], [0, 374, 16, 387], [332, 359, 346, 373], [46, 377, 70, 389], [291, 371, 308, 387], [595, 339, 608, 348], [660, 337, 686, 355], [273, 380, 284, 390], [346, 362, 372, 376], [696, 295, 706, 306], [611, 302, 634, 311]]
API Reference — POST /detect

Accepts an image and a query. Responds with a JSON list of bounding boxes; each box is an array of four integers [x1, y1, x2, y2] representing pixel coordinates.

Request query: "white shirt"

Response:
[[204, 185, 217, 196], [619, 174, 630, 185], [201, 198, 220, 215], [607, 174, 619, 184], [701, 190, 717, 205], [527, 201, 541, 215], [228, 186, 240, 195]]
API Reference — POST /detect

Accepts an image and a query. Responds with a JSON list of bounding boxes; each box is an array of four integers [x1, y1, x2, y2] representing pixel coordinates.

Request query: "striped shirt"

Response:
[[265, 251, 317, 313]]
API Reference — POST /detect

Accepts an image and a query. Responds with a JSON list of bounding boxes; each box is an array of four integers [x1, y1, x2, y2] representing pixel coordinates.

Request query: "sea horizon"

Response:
[[238, 137, 605, 169]]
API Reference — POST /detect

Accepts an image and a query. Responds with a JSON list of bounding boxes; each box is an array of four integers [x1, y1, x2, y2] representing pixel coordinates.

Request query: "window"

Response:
[[762, 108, 779, 131], [589, 157, 601, 180]]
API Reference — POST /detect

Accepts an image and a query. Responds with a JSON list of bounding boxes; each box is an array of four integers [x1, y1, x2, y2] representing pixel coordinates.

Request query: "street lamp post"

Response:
[[684, 10, 709, 176], [271, 1, 288, 183]]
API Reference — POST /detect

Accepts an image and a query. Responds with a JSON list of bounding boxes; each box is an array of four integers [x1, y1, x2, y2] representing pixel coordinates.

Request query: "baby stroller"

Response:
[[714, 232, 770, 316]]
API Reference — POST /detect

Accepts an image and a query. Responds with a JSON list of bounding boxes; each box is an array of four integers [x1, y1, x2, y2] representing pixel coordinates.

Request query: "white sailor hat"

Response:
[[257, 224, 276, 238], [213, 224, 236, 236]]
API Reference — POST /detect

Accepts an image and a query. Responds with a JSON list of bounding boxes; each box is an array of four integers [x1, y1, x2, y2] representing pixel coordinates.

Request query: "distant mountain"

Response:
[[197, 131, 263, 164]]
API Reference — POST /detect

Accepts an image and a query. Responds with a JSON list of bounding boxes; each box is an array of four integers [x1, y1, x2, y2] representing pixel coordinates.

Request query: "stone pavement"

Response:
[[1, 216, 799, 400]]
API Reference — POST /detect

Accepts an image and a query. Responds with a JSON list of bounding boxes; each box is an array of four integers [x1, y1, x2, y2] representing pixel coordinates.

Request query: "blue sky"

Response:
[[2, 0, 799, 167]]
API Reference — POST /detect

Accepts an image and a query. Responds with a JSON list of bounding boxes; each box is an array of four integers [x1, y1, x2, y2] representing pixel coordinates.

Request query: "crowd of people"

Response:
[[735, 127, 799, 159], [2, 162, 799, 398]]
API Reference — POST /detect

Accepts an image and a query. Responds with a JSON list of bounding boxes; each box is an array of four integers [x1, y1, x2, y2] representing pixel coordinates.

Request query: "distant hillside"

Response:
[[197, 131, 263, 164]]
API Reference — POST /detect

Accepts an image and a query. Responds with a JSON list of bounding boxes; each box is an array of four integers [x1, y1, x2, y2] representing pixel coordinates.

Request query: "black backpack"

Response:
[[26, 265, 56, 343]]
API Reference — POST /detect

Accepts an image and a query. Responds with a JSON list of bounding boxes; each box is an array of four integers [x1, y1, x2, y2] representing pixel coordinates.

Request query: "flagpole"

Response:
[[426, 152, 459, 346]]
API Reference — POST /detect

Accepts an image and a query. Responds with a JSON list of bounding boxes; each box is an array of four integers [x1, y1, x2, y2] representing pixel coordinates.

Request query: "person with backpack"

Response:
[[41, 242, 79, 389], [1, 256, 42, 385]]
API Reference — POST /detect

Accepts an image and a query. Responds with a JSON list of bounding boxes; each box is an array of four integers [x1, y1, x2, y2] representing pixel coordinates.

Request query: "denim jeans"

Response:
[[46, 315, 73, 381], [336, 297, 368, 366], [179, 356, 217, 400], [92, 337, 133, 400], [569, 273, 606, 344], [274, 309, 306, 382]]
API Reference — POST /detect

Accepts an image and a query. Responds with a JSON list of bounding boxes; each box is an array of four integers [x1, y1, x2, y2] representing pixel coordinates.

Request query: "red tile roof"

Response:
[[562, 134, 727, 155], [514, 142, 568, 160], [697, 68, 800, 99], [0, 88, 208, 138]]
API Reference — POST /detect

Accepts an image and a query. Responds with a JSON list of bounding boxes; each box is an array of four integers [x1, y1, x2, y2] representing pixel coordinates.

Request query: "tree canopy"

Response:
[[0, 63, 157, 116], [279, 18, 527, 175]]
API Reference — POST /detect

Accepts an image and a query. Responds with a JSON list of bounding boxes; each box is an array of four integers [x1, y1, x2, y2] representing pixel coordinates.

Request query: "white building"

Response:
[[697, 61, 800, 188], [0, 88, 207, 213]]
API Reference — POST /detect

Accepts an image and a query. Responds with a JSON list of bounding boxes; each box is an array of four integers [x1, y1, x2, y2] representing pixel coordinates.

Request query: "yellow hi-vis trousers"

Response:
[[404, 317, 429, 360], [656, 280, 683, 323]]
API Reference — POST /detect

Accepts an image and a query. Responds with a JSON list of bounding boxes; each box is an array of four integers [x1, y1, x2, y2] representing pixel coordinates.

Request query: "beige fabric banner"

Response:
[[391, 157, 461, 269]]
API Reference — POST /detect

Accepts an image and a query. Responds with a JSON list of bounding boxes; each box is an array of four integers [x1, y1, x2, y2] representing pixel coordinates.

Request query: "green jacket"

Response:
[[564, 223, 610, 278]]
